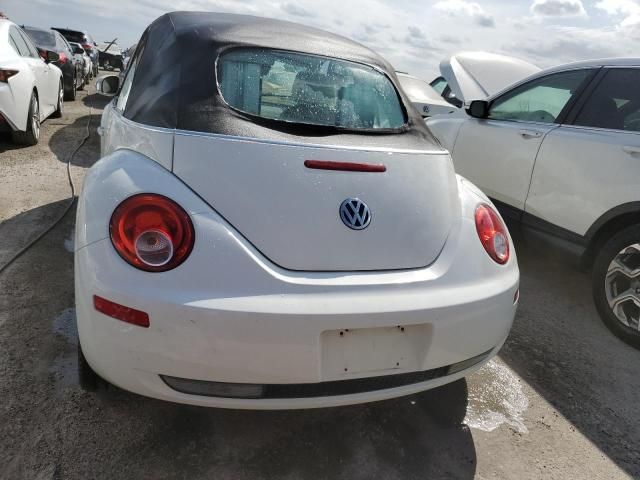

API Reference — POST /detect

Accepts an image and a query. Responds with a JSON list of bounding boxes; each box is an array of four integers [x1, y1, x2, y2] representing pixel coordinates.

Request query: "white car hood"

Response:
[[440, 52, 540, 103]]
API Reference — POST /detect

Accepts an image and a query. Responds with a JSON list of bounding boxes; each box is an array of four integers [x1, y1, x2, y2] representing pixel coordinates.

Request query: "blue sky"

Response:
[[4, 0, 640, 79]]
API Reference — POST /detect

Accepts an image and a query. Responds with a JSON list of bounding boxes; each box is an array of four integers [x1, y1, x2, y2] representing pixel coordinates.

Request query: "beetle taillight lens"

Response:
[[110, 194, 194, 272], [475, 204, 510, 265]]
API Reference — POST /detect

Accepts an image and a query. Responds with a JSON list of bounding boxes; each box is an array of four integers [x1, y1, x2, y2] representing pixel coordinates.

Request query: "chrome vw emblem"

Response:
[[339, 198, 371, 230]]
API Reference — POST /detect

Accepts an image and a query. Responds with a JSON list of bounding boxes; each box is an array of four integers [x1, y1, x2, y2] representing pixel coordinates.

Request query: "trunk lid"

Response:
[[173, 133, 458, 271]]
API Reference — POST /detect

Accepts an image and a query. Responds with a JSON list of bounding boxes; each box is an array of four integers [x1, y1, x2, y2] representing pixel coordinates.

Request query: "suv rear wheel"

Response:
[[593, 224, 640, 349]]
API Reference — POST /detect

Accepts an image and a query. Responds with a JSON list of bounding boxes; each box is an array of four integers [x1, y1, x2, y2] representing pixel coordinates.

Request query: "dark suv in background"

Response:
[[52, 27, 99, 77], [22, 26, 83, 101]]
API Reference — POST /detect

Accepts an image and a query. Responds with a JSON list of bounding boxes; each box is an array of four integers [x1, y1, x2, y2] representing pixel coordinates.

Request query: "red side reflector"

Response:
[[93, 295, 150, 328], [304, 160, 386, 172]]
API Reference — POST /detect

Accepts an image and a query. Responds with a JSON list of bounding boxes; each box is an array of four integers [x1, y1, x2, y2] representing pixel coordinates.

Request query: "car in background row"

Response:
[[69, 41, 92, 86], [98, 40, 123, 71], [430, 52, 540, 110], [22, 25, 82, 101], [76, 12, 519, 408], [428, 58, 640, 348], [0, 19, 63, 145], [399, 52, 539, 119], [396, 72, 457, 117], [52, 27, 99, 77]]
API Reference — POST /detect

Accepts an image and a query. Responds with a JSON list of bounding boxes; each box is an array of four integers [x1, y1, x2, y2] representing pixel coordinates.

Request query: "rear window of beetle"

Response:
[[217, 49, 406, 131]]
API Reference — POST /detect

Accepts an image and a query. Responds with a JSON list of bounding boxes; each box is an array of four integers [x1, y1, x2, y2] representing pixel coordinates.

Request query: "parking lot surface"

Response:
[[1, 84, 639, 480]]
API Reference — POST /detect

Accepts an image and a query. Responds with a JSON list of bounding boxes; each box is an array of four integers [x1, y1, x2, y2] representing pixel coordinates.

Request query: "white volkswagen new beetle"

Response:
[[76, 12, 519, 409]]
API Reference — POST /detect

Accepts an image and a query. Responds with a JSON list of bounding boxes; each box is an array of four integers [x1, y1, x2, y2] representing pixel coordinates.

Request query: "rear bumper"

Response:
[[75, 215, 518, 409], [0, 83, 22, 131]]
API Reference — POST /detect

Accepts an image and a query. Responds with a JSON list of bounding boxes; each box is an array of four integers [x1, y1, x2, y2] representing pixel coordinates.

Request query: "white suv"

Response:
[[428, 59, 640, 348]]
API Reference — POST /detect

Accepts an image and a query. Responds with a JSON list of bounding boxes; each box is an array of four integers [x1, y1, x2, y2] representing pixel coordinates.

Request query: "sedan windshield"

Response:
[[218, 49, 406, 131]]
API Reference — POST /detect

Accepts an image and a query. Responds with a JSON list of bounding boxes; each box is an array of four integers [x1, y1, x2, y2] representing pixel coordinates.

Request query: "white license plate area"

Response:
[[321, 324, 431, 379]]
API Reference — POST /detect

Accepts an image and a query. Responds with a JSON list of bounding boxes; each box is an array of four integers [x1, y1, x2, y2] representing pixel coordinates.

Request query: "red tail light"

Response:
[[0, 69, 18, 83], [475, 204, 510, 264], [81, 43, 92, 50], [110, 194, 195, 272], [94, 295, 150, 328], [58, 52, 68, 64]]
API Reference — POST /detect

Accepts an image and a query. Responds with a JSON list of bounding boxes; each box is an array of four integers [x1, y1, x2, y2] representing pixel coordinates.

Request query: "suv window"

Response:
[[10, 27, 31, 57], [217, 49, 406, 130], [489, 70, 590, 124], [56, 29, 85, 44], [573, 68, 640, 132]]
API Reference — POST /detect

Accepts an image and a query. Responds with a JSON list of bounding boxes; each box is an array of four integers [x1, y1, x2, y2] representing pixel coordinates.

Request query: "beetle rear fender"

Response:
[[75, 149, 212, 250]]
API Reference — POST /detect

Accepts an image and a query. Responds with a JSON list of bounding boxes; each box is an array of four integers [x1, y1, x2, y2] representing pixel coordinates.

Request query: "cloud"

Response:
[[595, 0, 640, 16], [408, 26, 425, 38], [9, 0, 640, 83], [595, 0, 640, 31], [507, 25, 626, 66], [280, 3, 314, 17], [531, 0, 587, 17], [434, 0, 496, 28]]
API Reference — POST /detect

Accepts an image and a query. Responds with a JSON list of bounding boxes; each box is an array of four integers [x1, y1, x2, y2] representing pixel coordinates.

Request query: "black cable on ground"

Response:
[[0, 97, 93, 275]]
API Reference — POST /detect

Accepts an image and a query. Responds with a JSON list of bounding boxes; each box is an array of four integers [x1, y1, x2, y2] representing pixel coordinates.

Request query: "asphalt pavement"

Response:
[[0, 82, 638, 480]]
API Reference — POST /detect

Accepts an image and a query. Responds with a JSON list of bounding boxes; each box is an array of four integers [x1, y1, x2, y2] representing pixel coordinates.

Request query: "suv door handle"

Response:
[[622, 146, 640, 155], [519, 129, 543, 139]]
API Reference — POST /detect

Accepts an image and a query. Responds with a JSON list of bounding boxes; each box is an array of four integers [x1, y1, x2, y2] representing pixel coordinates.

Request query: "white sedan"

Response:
[[428, 58, 640, 348], [75, 12, 519, 409], [0, 19, 63, 145]]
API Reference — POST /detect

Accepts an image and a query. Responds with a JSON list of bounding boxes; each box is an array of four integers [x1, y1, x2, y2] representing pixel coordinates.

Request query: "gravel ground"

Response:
[[0, 82, 638, 480]]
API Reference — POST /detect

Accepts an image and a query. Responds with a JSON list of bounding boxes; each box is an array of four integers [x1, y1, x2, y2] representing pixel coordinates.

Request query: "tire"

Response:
[[78, 343, 107, 392], [78, 71, 85, 90], [592, 224, 640, 349], [51, 81, 64, 118], [64, 73, 76, 101], [11, 92, 39, 146]]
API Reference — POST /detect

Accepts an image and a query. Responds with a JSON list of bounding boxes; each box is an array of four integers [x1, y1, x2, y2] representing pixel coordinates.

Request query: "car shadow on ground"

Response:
[[0, 133, 30, 154], [82, 92, 112, 110], [501, 229, 640, 477], [91, 378, 476, 479], [0, 198, 73, 267], [48, 113, 102, 168]]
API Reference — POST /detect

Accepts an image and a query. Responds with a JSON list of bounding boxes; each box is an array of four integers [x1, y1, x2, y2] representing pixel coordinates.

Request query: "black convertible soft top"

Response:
[[124, 12, 441, 149]]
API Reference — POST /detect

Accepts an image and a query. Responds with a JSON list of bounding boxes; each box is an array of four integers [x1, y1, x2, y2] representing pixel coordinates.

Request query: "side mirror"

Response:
[[43, 50, 59, 64], [466, 100, 489, 119], [96, 74, 120, 96]]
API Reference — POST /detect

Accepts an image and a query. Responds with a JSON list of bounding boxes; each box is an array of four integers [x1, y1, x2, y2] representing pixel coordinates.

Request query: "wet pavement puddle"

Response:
[[464, 359, 529, 433]]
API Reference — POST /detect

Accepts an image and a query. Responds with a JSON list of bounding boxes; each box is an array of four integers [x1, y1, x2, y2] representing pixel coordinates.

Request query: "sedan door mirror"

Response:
[[43, 50, 60, 64], [96, 75, 120, 96], [466, 100, 489, 119]]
